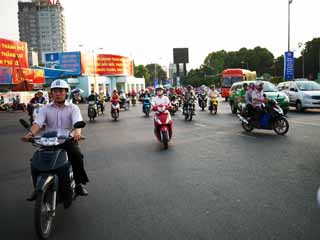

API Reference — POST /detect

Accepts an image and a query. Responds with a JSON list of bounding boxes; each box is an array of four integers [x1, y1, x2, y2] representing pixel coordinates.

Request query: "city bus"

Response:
[[221, 69, 256, 101]]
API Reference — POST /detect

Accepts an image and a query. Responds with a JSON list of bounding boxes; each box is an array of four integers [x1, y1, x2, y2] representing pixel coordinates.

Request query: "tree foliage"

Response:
[[134, 64, 150, 81], [145, 64, 167, 86]]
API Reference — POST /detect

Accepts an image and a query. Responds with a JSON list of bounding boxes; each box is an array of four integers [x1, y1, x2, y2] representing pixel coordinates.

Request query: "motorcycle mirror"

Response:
[[19, 118, 31, 129], [73, 121, 86, 129]]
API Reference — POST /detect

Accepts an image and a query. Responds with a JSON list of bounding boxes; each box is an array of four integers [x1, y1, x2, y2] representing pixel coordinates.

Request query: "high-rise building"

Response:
[[18, 0, 67, 64]]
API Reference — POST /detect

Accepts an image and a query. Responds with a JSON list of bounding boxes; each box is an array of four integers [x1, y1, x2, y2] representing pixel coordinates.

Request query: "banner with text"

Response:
[[0, 38, 28, 68], [96, 54, 133, 76], [12, 68, 45, 84], [284, 51, 294, 80], [45, 51, 82, 76], [0, 67, 13, 84]]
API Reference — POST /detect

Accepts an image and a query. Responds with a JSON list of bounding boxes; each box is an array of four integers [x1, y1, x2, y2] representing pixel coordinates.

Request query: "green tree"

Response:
[[145, 64, 167, 86], [134, 64, 150, 81]]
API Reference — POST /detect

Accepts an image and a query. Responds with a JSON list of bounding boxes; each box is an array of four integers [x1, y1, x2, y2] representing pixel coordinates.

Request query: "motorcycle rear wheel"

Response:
[[273, 118, 289, 135], [34, 186, 54, 239]]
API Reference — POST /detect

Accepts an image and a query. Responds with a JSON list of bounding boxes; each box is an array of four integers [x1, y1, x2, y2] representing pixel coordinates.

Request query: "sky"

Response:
[[0, 0, 319, 69]]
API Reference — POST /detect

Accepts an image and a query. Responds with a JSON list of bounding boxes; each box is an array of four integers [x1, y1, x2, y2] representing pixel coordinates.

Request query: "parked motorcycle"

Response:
[[209, 96, 218, 114], [153, 104, 173, 149], [237, 99, 289, 135], [198, 93, 207, 111], [111, 101, 120, 121], [19, 119, 86, 239], [183, 98, 195, 121], [88, 101, 98, 121], [142, 96, 151, 117]]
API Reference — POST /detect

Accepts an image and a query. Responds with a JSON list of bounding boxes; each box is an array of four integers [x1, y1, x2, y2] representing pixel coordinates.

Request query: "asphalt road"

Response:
[[1, 100, 320, 240]]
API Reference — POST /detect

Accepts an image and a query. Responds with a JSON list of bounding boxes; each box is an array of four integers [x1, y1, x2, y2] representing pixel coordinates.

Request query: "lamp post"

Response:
[[288, 0, 293, 52], [298, 42, 305, 78], [78, 45, 103, 92]]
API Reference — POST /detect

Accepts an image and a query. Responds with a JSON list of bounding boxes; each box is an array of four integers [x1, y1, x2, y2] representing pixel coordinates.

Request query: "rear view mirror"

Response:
[[73, 121, 86, 129], [290, 88, 297, 92], [19, 119, 31, 129]]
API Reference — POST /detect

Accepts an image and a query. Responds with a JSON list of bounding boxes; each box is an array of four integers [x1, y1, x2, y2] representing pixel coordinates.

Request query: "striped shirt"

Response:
[[34, 101, 83, 136]]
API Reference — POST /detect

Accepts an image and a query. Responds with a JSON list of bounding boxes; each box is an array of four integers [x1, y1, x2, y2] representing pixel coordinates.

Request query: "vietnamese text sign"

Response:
[[0, 38, 28, 68], [284, 51, 294, 80], [12, 68, 45, 84], [45, 51, 81, 76], [0, 67, 12, 84], [96, 54, 133, 76]]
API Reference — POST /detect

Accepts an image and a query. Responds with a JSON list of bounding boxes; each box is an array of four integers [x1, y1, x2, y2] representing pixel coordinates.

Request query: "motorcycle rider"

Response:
[[22, 79, 89, 200], [183, 85, 196, 114], [151, 85, 170, 109], [244, 83, 255, 116], [207, 85, 219, 109], [111, 89, 120, 105], [28, 90, 47, 123], [97, 92, 105, 114], [88, 90, 98, 102], [252, 81, 268, 122]]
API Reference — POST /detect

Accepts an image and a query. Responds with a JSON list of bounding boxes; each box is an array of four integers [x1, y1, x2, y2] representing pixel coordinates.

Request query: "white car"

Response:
[[277, 80, 320, 112]]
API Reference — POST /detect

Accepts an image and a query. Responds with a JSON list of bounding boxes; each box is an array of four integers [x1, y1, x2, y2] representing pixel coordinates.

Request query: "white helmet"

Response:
[[51, 79, 69, 91], [36, 90, 44, 94], [255, 80, 264, 87], [155, 84, 164, 90]]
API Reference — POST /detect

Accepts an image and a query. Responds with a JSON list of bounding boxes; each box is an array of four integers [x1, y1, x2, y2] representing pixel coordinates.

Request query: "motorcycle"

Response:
[[19, 119, 86, 239], [169, 99, 179, 116], [120, 96, 130, 111], [111, 101, 120, 121], [237, 99, 289, 135], [31, 103, 44, 125], [142, 96, 151, 117], [183, 98, 195, 121], [209, 96, 218, 114], [153, 104, 173, 149], [131, 96, 137, 106], [177, 95, 183, 107], [88, 101, 98, 121], [198, 93, 207, 111]]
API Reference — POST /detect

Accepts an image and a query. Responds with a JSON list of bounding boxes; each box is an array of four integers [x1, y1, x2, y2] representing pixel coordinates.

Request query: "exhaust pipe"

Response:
[[237, 114, 249, 124]]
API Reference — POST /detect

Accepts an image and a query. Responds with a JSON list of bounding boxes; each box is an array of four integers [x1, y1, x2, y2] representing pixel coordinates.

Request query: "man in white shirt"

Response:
[[151, 85, 170, 108], [252, 81, 268, 122], [22, 79, 89, 200]]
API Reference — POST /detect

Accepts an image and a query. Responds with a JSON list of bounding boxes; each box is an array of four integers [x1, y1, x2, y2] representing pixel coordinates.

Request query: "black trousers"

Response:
[[60, 140, 89, 185]]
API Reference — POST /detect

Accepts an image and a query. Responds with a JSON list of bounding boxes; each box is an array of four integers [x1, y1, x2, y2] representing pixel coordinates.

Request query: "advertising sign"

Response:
[[96, 54, 133, 76], [81, 53, 95, 75], [153, 78, 158, 87], [0, 38, 28, 68], [284, 51, 294, 80], [12, 68, 45, 84], [0, 67, 12, 84], [45, 51, 82, 76], [173, 48, 189, 64]]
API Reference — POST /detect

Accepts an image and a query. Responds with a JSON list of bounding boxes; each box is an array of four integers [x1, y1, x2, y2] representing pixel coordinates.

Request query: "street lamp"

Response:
[[288, 0, 293, 52], [78, 45, 103, 92], [298, 42, 305, 78]]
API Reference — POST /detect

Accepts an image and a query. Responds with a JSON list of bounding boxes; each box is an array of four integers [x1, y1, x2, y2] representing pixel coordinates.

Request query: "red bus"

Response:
[[221, 69, 256, 101]]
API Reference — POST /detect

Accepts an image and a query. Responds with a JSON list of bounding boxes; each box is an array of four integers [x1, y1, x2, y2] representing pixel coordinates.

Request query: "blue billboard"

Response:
[[284, 51, 294, 80], [45, 51, 81, 76], [0, 67, 12, 84]]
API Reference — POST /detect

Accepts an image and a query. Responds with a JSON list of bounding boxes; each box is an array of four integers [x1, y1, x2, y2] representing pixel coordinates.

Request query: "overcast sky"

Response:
[[0, 0, 319, 69]]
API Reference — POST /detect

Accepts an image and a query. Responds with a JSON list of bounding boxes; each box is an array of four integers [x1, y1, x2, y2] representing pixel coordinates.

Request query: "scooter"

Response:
[[169, 99, 179, 116], [19, 119, 86, 240], [238, 99, 289, 135], [131, 96, 137, 106], [88, 101, 98, 121], [209, 96, 218, 114], [120, 96, 130, 111], [111, 101, 120, 121], [142, 96, 151, 117], [198, 93, 207, 111], [183, 98, 195, 121], [153, 104, 173, 149]]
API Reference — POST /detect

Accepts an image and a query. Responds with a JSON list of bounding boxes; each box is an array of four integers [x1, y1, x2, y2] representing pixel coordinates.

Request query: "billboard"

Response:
[[0, 38, 28, 68], [0, 67, 12, 84], [96, 54, 133, 76], [284, 51, 294, 80], [45, 51, 82, 76], [12, 68, 45, 84], [173, 48, 189, 64]]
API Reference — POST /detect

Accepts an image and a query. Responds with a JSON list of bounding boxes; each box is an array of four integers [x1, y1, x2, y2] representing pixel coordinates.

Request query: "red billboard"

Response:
[[12, 68, 45, 84], [96, 54, 133, 76], [0, 38, 28, 68]]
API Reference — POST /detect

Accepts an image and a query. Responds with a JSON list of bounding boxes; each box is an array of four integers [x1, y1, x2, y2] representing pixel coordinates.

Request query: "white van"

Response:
[[278, 80, 320, 112]]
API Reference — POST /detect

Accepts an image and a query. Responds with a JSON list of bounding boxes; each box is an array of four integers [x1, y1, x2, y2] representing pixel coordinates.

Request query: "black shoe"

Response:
[[27, 191, 36, 201], [75, 184, 88, 196]]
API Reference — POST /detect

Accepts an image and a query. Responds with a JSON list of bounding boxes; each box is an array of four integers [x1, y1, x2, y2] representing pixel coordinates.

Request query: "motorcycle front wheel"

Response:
[[273, 117, 289, 135], [242, 121, 254, 132], [34, 186, 54, 239], [162, 130, 169, 149]]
